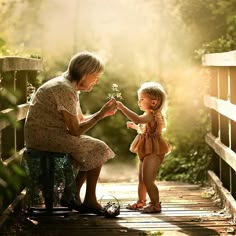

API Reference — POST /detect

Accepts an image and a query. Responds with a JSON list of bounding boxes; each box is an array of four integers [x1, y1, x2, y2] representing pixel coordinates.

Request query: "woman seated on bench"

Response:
[[24, 51, 117, 215]]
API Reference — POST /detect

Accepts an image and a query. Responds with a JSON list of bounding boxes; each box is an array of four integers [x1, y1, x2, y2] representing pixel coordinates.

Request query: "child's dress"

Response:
[[130, 111, 171, 161]]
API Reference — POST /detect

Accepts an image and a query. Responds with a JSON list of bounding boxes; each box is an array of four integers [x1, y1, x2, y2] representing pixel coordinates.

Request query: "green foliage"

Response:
[[0, 85, 20, 127], [156, 65, 213, 184], [176, 0, 236, 59], [195, 35, 236, 59], [158, 130, 212, 184], [0, 85, 26, 211], [0, 161, 27, 211]]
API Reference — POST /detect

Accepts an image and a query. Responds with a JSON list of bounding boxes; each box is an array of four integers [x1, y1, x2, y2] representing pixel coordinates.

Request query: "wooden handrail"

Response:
[[0, 56, 42, 72], [202, 50, 236, 66], [202, 50, 236, 202], [206, 133, 236, 172], [204, 95, 236, 122], [0, 104, 29, 131]]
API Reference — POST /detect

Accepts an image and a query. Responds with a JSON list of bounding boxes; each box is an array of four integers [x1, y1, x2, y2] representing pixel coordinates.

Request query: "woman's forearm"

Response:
[[62, 109, 103, 137], [77, 110, 103, 134], [82, 111, 99, 122]]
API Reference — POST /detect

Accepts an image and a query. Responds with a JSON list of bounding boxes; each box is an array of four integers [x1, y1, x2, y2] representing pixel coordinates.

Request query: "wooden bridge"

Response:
[[0, 52, 236, 235]]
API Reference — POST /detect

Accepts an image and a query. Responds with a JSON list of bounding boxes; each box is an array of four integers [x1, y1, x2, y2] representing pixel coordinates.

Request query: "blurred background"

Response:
[[1, 0, 236, 184]]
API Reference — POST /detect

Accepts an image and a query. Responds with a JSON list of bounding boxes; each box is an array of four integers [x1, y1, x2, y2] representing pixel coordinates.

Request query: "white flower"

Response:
[[107, 83, 123, 100]]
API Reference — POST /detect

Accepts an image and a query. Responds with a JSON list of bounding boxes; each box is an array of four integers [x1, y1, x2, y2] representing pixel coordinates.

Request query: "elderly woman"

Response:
[[24, 51, 117, 215]]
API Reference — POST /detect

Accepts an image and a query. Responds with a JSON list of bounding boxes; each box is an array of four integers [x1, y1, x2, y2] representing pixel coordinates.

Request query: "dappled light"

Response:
[[1, 1, 236, 235], [1, 0, 234, 185], [0, 0, 212, 184]]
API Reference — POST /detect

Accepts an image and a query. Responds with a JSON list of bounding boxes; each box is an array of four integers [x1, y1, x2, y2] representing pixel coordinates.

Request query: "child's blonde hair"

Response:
[[138, 82, 167, 113]]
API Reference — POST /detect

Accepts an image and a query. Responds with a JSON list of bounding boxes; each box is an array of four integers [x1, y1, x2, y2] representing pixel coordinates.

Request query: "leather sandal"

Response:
[[126, 200, 146, 210], [142, 202, 161, 213]]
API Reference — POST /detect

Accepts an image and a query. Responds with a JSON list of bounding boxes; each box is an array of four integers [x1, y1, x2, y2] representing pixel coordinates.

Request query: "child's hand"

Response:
[[116, 101, 123, 110], [126, 121, 138, 130]]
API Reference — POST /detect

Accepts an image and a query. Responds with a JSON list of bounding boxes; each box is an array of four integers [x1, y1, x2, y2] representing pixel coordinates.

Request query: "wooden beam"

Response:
[[202, 50, 236, 66], [2, 148, 25, 166], [208, 170, 236, 223], [0, 104, 29, 131], [0, 57, 42, 73], [204, 95, 236, 122], [205, 133, 236, 172]]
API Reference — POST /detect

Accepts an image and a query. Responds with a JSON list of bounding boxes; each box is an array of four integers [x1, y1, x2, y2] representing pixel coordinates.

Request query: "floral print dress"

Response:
[[24, 76, 115, 171]]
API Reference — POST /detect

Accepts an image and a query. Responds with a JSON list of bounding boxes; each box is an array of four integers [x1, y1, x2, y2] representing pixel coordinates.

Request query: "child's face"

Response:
[[138, 92, 158, 112]]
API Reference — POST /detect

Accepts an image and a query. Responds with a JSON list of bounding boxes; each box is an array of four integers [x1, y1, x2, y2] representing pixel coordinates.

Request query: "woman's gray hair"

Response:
[[63, 51, 104, 83]]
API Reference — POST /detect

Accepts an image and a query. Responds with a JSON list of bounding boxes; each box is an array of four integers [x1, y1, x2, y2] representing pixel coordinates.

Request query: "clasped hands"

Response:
[[102, 98, 122, 118]]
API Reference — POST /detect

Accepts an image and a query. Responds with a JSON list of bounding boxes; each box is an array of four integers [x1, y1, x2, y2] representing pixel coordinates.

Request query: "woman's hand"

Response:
[[101, 98, 117, 118]]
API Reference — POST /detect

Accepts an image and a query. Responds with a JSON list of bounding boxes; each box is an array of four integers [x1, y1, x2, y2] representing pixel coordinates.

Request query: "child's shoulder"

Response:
[[145, 111, 155, 117], [152, 110, 164, 120]]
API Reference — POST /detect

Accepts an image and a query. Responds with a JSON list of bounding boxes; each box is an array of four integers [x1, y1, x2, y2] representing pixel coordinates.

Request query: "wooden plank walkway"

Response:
[[19, 181, 236, 236]]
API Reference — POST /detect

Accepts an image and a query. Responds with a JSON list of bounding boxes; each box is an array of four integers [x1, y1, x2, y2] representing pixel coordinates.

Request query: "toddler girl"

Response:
[[116, 82, 171, 213]]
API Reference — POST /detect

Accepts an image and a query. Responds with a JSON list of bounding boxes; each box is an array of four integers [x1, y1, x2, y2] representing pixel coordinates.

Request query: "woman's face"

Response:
[[77, 71, 103, 92]]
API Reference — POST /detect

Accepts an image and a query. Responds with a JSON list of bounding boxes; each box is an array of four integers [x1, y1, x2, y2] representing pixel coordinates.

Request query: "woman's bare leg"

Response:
[[82, 165, 102, 209], [76, 170, 87, 204], [142, 155, 163, 204]]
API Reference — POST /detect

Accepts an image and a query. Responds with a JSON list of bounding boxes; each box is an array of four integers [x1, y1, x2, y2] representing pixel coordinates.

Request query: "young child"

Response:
[[116, 82, 171, 213]]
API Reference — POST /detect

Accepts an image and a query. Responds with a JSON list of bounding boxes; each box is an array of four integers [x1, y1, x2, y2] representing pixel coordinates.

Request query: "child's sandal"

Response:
[[142, 202, 161, 213], [126, 200, 146, 210]]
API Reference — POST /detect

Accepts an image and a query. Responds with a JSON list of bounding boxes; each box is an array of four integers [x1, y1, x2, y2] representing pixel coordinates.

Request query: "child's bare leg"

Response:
[[138, 161, 147, 201], [142, 154, 163, 204], [127, 161, 146, 209]]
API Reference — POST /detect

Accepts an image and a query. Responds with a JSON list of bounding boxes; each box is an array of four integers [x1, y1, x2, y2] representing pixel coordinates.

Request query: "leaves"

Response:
[[0, 161, 27, 203], [177, 0, 236, 59]]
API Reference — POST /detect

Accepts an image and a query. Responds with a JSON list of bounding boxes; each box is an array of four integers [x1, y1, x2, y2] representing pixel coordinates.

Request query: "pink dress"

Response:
[[130, 111, 171, 161], [24, 76, 115, 171]]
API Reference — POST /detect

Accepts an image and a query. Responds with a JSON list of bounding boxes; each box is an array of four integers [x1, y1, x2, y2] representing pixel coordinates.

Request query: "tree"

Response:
[[175, 0, 236, 58]]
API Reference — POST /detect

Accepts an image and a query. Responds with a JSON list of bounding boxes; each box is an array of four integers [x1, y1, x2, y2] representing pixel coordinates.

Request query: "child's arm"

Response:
[[117, 101, 153, 124]]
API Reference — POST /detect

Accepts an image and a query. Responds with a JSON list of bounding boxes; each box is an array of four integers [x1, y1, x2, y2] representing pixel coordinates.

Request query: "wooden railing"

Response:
[[0, 57, 42, 217], [0, 57, 42, 165], [202, 50, 236, 202]]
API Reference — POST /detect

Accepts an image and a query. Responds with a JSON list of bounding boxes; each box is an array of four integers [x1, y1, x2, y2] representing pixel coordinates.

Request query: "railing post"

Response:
[[230, 67, 236, 199]]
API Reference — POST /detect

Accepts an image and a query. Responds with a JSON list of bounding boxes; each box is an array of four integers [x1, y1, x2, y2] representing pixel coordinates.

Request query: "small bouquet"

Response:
[[100, 195, 120, 218], [107, 83, 123, 100]]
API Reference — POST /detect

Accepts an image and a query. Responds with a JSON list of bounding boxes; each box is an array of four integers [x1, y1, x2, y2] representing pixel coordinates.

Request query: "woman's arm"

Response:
[[62, 99, 116, 136], [117, 101, 153, 124]]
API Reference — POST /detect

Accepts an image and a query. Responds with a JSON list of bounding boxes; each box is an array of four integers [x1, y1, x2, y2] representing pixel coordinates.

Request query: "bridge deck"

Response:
[[18, 180, 235, 236]]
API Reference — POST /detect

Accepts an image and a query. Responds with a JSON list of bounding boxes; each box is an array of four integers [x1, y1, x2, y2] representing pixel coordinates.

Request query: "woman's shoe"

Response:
[[126, 200, 146, 210], [142, 202, 161, 213], [78, 204, 105, 216], [60, 199, 81, 211]]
